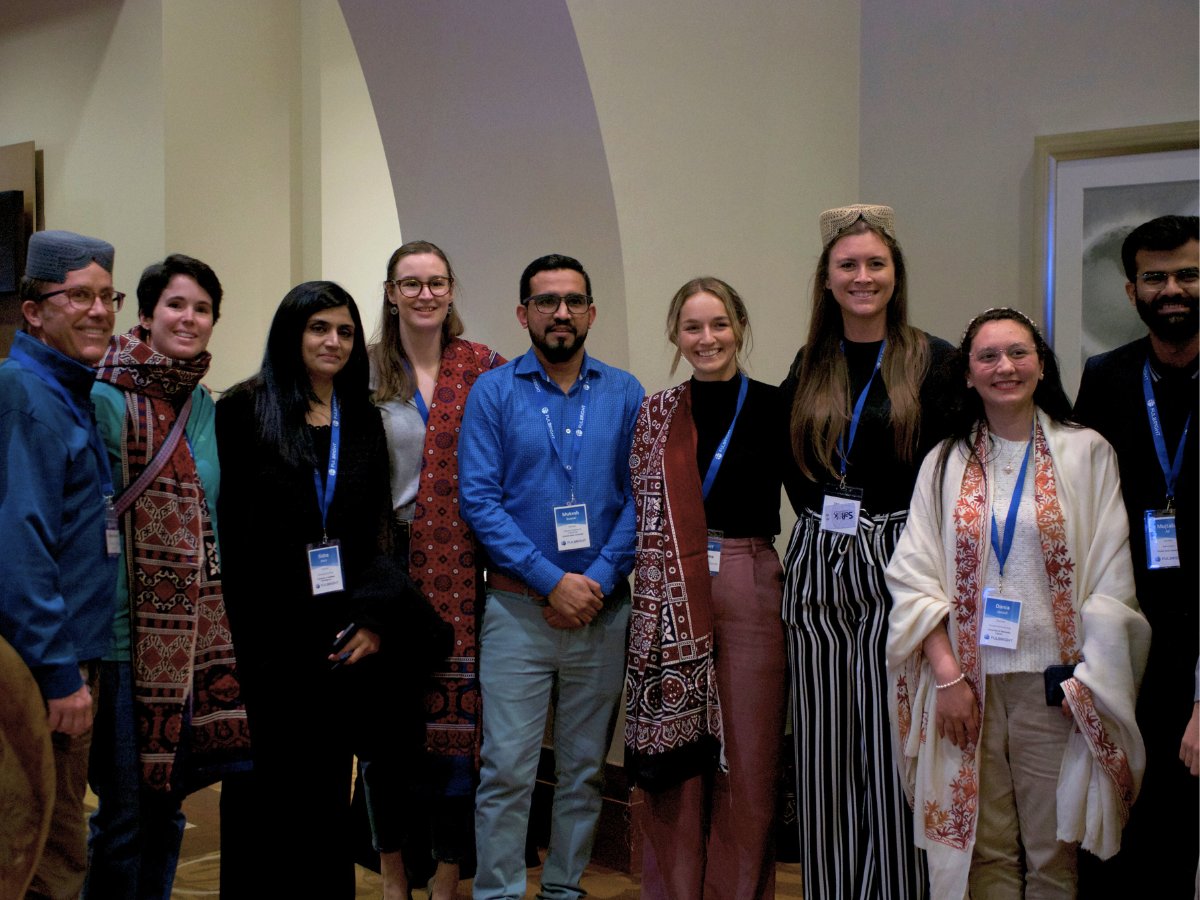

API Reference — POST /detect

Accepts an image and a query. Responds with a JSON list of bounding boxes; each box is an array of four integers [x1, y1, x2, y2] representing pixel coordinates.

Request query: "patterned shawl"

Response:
[[886, 416, 1149, 898], [408, 338, 502, 762], [625, 383, 723, 792], [95, 329, 250, 793]]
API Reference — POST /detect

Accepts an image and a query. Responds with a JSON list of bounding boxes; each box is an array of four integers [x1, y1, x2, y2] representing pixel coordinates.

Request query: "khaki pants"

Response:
[[27, 665, 99, 900], [970, 672, 1076, 899]]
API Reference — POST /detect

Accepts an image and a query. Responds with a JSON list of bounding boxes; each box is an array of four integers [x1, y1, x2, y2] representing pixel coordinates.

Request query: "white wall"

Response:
[[859, 0, 1200, 352]]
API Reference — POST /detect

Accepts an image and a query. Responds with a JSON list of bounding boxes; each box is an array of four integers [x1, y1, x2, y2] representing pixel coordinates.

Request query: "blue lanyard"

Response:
[[9, 342, 114, 498], [531, 372, 589, 501], [413, 389, 429, 425], [989, 431, 1034, 581], [700, 374, 749, 500], [311, 393, 341, 536], [1142, 361, 1191, 506], [402, 360, 430, 425], [837, 340, 886, 479]]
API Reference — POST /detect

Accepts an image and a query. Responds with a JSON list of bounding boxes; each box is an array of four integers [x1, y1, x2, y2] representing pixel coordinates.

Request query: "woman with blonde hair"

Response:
[[371, 240, 503, 898], [780, 204, 953, 898], [627, 276, 789, 898]]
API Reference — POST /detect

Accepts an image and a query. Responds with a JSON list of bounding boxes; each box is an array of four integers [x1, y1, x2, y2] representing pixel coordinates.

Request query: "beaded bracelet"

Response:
[[935, 673, 966, 690]]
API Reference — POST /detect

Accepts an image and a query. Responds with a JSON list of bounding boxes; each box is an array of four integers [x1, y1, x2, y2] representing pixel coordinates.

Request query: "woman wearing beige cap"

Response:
[[780, 204, 953, 898]]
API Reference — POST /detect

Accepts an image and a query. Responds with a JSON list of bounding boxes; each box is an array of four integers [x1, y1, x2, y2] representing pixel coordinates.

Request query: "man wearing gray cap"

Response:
[[1, 229, 121, 898]]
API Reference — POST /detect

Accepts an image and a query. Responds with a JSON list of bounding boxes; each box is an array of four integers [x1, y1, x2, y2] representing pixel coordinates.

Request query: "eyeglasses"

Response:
[[522, 293, 593, 315], [1137, 268, 1199, 289], [387, 276, 453, 298], [37, 286, 125, 312], [972, 344, 1036, 367]]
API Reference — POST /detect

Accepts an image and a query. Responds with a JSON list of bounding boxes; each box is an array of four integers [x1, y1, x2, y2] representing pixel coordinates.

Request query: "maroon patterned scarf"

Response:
[[95, 329, 250, 793], [409, 338, 503, 762], [625, 383, 723, 790]]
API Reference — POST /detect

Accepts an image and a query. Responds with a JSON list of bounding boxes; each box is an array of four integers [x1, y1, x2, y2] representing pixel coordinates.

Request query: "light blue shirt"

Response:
[[459, 350, 643, 597]]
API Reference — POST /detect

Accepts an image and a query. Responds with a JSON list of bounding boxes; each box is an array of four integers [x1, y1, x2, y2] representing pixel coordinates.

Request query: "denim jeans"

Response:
[[84, 661, 185, 900], [473, 588, 630, 900]]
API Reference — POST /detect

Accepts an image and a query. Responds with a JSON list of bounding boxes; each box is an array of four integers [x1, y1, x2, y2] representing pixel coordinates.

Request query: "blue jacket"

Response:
[[0, 331, 118, 699]]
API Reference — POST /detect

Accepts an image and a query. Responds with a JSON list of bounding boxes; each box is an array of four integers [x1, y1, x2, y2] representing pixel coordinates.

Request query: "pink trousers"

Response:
[[640, 538, 788, 900]]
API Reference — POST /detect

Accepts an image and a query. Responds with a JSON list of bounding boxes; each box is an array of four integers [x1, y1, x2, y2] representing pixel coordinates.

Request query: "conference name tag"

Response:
[[979, 589, 1022, 650], [707, 530, 723, 575], [554, 503, 591, 552], [821, 484, 863, 536], [1144, 510, 1180, 570], [104, 499, 121, 558], [307, 540, 345, 595]]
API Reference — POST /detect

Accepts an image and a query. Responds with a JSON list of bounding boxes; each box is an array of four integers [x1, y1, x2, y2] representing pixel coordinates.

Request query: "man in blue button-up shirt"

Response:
[[460, 254, 642, 900], [1, 229, 119, 898]]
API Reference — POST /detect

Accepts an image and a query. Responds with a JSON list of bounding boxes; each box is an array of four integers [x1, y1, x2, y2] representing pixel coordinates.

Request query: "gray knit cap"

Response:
[[26, 230, 115, 282]]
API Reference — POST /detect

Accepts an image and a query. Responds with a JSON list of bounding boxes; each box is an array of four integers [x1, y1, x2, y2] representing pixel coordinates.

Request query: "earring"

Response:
[[447, 302, 454, 315], [388, 304, 398, 316]]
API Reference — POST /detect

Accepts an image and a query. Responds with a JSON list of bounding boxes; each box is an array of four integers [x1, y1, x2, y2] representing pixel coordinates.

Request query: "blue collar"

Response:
[[514, 349, 598, 390], [9, 330, 99, 399]]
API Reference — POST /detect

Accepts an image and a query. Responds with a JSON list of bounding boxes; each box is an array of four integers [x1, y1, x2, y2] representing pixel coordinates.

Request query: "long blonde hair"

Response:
[[790, 219, 930, 480], [371, 240, 465, 403]]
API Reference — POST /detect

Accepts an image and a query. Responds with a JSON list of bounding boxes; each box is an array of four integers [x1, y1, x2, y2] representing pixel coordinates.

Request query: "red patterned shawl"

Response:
[[624, 384, 723, 791], [95, 329, 250, 793], [408, 338, 503, 760]]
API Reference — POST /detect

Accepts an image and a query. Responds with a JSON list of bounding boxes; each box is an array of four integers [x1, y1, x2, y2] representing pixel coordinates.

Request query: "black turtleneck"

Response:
[[689, 374, 789, 538]]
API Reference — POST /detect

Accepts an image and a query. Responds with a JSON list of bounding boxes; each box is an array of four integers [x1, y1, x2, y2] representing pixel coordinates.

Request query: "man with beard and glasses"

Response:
[[1075, 214, 1198, 896], [459, 254, 643, 899]]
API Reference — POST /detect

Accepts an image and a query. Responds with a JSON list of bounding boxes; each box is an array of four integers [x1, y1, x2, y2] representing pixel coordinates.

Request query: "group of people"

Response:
[[0, 207, 1193, 900]]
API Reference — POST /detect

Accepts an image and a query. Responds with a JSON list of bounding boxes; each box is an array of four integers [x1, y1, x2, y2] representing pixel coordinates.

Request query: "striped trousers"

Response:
[[782, 509, 927, 900]]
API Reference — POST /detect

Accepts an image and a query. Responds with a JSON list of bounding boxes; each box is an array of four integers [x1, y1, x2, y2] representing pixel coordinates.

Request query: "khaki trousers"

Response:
[[970, 672, 1076, 899]]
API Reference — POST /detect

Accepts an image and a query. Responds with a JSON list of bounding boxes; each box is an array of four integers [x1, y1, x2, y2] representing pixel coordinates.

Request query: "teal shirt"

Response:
[[91, 381, 222, 661]]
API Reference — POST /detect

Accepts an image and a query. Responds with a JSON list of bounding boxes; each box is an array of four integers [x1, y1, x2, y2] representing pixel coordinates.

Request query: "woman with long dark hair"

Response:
[[780, 204, 952, 898], [885, 308, 1149, 898], [370, 240, 502, 898], [216, 281, 426, 898], [626, 277, 789, 898]]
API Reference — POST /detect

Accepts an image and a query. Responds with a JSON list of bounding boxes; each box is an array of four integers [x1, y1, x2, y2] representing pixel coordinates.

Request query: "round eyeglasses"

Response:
[[387, 276, 453, 298]]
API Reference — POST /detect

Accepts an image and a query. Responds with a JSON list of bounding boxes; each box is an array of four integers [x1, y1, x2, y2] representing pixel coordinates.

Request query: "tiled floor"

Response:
[[85, 784, 803, 898]]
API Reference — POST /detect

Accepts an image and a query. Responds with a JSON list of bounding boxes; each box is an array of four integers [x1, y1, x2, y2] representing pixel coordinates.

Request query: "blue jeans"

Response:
[[84, 661, 185, 900], [473, 588, 630, 900]]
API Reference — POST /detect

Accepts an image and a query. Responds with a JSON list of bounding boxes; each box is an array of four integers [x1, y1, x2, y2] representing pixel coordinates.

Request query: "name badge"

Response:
[[979, 588, 1022, 650], [821, 484, 863, 535], [307, 540, 345, 595], [104, 498, 121, 558], [1144, 510, 1180, 569], [707, 529, 723, 575], [554, 503, 591, 551]]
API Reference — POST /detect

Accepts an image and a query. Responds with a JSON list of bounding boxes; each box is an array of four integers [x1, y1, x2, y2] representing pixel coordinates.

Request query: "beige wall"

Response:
[[0, 0, 397, 390], [859, 0, 1200, 356]]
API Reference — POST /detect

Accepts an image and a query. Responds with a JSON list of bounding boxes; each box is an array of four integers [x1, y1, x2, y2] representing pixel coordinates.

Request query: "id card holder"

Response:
[[104, 496, 121, 559], [979, 587, 1022, 649], [821, 484, 863, 535], [707, 529, 724, 575], [554, 503, 591, 551], [1144, 510, 1180, 569], [307, 540, 345, 595]]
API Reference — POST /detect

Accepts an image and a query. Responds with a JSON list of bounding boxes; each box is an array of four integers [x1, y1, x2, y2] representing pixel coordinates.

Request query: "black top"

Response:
[[690, 375, 789, 538], [1074, 337, 1198, 730], [779, 333, 955, 516], [215, 388, 395, 673]]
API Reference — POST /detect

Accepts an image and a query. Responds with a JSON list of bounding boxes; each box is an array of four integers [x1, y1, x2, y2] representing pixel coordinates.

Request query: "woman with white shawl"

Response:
[[885, 307, 1150, 898]]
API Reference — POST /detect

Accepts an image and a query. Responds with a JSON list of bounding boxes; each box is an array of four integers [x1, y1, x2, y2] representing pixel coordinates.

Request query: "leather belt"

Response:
[[486, 571, 545, 600]]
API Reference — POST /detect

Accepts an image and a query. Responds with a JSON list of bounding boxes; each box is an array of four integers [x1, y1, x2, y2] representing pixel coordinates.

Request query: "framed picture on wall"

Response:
[[1034, 120, 1199, 397]]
